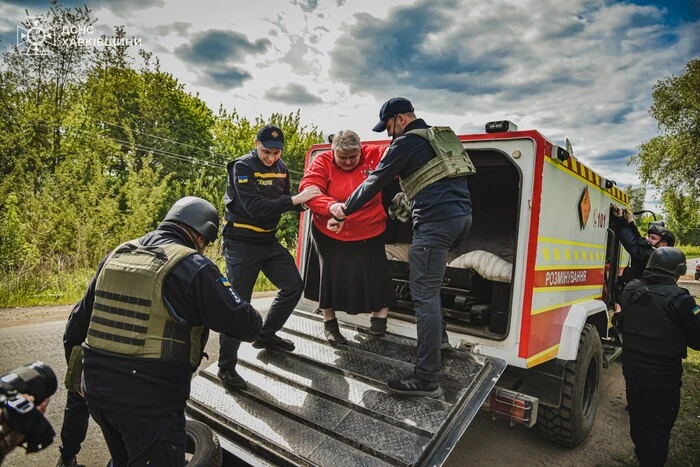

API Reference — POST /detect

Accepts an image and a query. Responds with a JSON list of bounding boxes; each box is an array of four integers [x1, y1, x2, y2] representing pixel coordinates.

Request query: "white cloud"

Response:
[[2, 0, 697, 205]]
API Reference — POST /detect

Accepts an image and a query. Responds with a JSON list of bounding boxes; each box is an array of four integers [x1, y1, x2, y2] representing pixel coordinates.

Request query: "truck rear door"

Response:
[[187, 310, 505, 466]]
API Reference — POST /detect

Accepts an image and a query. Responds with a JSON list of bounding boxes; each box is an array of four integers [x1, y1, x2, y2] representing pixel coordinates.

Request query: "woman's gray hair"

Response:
[[331, 130, 361, 153]]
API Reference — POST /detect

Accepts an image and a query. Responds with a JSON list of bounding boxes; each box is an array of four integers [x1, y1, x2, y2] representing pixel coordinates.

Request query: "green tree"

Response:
[[633, 59, 700, 245], [634, 59, 700, 201], [660, 190, 700, 245], [625, 185, 646, 213]]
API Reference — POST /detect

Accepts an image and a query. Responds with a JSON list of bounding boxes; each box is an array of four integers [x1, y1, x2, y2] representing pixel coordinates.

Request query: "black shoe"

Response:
[[252, 334, 295, 352], [324, 319, 348, 345], [217, 369, 248, 391], [369, 317, 387, 336], [56, 457, 85, 467], [441, 331, 452, 351], [387, 374, 442, 398]]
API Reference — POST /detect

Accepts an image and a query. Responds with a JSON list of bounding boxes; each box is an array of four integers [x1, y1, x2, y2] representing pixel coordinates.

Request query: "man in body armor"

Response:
[[329, 97, 475, 397], [611, 204, 676, 297], [63, 196, 263, 466], [618, 247, 700, 466]]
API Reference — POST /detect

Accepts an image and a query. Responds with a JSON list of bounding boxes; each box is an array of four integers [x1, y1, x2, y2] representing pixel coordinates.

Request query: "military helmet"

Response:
[[164, 196, 219, 243], [647, 224, 676, 246], [645, 247, 687, 278]]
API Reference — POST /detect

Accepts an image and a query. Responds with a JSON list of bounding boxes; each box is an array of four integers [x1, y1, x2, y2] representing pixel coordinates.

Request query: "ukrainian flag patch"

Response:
[[693, 305, 700, 316], [219, 277, 242, 304], [237, 176, 248, 183]]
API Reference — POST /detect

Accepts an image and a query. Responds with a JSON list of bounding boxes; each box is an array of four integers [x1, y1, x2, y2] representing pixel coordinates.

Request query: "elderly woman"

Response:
[[300, 130, 395, 344]]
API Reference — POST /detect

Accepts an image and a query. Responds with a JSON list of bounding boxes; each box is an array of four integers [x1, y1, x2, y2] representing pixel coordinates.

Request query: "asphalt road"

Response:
[[0, 297, 633, 466]]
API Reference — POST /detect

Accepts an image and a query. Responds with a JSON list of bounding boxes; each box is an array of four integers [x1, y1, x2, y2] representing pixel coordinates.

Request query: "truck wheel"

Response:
[[185, 420, 223, 467], [537, 324, 602, 447]]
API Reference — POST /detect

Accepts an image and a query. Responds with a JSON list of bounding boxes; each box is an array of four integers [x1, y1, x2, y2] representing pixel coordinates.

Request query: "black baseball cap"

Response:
[[372, 97, 414, 132], [256, 125, 284, 150]]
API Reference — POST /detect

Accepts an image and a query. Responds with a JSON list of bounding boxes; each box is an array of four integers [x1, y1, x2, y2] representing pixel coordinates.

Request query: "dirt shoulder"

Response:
[[0, 290, 279, 329]]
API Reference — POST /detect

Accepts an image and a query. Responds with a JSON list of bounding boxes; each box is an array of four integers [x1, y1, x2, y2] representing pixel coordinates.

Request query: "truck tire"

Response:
[[537, 324, 602, 447], [185, 420, 223, 467]]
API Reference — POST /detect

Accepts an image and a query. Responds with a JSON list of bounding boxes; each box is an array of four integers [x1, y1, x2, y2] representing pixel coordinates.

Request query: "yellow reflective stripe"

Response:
[[535, 265, 605, 271], [533, 285, 602, 293], [254, 172, 287, 178], [538, 236, 606, 249], [531, 293, 602, 315], [232, 223, 276, 233], [527, 344, 559, 367]]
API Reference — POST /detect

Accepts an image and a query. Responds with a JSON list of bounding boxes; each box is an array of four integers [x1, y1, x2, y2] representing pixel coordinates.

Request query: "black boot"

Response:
[[369, 317, 387, 336], [324, 319, 348, 345]]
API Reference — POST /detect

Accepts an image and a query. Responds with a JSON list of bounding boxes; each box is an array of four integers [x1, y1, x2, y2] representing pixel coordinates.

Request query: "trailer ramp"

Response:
[[187, 310, 505, 467]]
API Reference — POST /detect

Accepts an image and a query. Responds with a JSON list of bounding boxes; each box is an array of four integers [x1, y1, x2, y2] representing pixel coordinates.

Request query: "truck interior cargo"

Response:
[[303, 148, 520, 340]]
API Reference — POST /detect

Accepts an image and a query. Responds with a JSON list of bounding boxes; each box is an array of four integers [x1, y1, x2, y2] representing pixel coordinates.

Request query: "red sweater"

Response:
[[300, 144, 389, 241]]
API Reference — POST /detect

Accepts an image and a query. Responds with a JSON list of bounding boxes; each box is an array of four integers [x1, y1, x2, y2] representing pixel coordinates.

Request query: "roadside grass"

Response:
[[1, 258, 278, 308], [678, 245, 700, 259], [0, 268, 95, 308]]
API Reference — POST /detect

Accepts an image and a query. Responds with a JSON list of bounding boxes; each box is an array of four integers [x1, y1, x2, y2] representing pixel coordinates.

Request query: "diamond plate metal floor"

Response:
[[188, 310, 505, 467]]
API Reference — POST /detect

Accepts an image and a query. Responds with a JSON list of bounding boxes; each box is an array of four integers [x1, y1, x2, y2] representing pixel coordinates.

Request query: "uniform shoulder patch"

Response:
[[236, 175, 248, 183], [219, 277, 242, 305], [693, 305, 700, 316]]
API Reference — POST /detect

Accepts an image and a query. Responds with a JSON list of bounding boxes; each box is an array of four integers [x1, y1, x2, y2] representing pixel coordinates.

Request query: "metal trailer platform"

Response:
[[187, 310, 505, 467]]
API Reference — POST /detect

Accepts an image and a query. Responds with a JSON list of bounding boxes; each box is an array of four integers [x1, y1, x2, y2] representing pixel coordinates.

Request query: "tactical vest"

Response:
[[620, 280, 687, 362], [86, 241, 206, 372], [400, 126, 476, 200]]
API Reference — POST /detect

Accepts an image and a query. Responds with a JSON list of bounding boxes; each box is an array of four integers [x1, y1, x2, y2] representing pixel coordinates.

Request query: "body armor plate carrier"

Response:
[[86, 241, 205, 372], [400, 126, 476, 200]]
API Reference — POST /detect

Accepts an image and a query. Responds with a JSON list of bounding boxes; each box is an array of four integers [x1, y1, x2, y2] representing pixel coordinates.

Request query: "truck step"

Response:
[[188, 310, 505, 466], [602, 344, 622, 368]]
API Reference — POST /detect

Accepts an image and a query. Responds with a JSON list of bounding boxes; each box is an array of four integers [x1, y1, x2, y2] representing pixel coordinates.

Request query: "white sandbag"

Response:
[[385, 243, 411, 262], [449, 250, 512, 283]]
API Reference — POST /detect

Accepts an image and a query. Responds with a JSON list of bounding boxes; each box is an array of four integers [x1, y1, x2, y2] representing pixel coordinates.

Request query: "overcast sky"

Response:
[[1, 0, 699, 209]]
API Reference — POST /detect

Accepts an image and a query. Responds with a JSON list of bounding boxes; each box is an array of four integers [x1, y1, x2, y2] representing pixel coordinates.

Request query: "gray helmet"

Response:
[[646, 247, 686, 278], [164, 196, 219, 243], [647, 224, 676, 246]]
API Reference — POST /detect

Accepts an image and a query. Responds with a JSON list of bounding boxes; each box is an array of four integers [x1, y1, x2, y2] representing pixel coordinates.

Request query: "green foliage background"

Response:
[[0, 2, 322, 307]]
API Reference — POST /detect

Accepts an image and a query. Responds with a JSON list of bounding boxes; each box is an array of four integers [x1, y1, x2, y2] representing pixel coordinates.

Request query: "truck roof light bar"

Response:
[[550, 144, 570, 162], [485, 120, 518, 133]]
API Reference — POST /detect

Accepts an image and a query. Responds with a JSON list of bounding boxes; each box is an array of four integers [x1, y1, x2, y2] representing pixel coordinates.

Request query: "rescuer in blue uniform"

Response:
[[618, 247, 700, 466], [330, 98, 474, 397], [218, 125, 321, 390], [63, 196, 263, 466]]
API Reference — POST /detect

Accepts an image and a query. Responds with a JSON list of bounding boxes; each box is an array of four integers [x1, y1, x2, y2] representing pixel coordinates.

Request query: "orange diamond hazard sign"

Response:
[[579, 186, 591, 229]]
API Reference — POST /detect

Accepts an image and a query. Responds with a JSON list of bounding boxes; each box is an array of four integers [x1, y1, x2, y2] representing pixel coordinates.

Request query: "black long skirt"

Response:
[[307, 223, 395, 315]]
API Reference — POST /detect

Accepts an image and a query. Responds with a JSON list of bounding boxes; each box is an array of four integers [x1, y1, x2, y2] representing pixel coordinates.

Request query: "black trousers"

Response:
[[88, 405, 186, 467], [625, 377, 681, 467], [58, 391, 90, 460], [219, 237, 303, 370]]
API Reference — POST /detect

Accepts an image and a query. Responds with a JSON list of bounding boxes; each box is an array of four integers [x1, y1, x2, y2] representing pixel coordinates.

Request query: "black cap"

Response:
[[256, 125, 284, 150], [372, 97, 414, 132]]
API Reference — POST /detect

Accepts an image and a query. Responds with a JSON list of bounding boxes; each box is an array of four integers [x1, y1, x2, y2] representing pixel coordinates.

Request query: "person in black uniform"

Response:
[[618, 247, 700, 466], [218, 125, 321, 390], [611, 204, 675, 295], [330, 98, 473, 397], [63, 196, 263, 467], [54, 389, 88, 466]]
